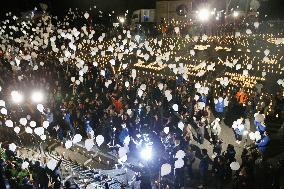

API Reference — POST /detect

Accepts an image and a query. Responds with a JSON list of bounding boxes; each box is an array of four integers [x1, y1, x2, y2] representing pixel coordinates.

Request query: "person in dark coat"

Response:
[[64, 180, 80, 189], [197, 118, 206, 144], [233, 166, 250, 189], [213, 140, 223, 156], [224, 144, 236, 163], [212, 156, 226, 189], [50, 159, 62, 189], [20, 177, 35, 189], [138, 168, 152, 189], [32, 161, 49, 189], [198, 149, 209, 188], [186, 146, 196, 180]]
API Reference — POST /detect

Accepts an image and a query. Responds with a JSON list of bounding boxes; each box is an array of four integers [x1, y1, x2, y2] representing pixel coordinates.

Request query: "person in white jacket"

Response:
[[209, 118, 221, 144]]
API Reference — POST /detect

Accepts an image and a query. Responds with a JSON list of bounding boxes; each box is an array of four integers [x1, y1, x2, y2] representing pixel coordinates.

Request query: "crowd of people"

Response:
[[0, 142, 84, 189], [0, 6, 283, 189]]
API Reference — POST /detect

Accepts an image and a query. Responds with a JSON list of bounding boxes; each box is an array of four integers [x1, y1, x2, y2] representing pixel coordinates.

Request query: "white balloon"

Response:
[[65, 140, 73, 149], [174, 27, 180, 34], [197, 102, 205, 110], [235, 32, 241, 37], [264, 49, 270, 56], [105, 81, 110, 88], [33, 65, 38, 71], [172, 104, 178, 111], [118, 146, 128, 158], [131, 69, 136, 78], [158, 83, 164, 91], [25, 127, 33, 134], [0, 108, 7, 115], [125, 81, 129, 88], [195, 83, 201, 89], [96, 135, 104, 147], [166, 94, 172, 101], [277, 79, 284, 86], [110, 59, 116, 66], [85, 139, 94, 151], [138, 90, 143, 97], [126, 109, 132, 115], [140, 84, 146, 91], [263, 56, 269, 62], [75, 80, 80, 85], [27, 115, 31, 120], [254, 131, 261, 141], [135, 35, 140, 42], [178, 121, 184, 131], [5, 120, 13, 127], [9, 143, 17, 152], [175, 150, 186, 159], [165, 90, 171, 96], [161, 163, 171, 176], [124, 136, 131, 145], [230, 162, 240, 171], [86, 183, 95, 189], [246, 29, 252, 35], [174, 159, 184, 169], [118, 155, 128, 163], [164, 127, 169, 134], [254, 113, 265, 122], [84, 12, 89, 19], [40, 135, 47, 140], [47, 159, 58, 171], [73, 134, 82, 144], [202, 34, 208, 41], [14, 127, 20, 134], [43, 121, 49, 129], [247, 64, 252, 70], [122, 64, 127, 69], [20, 118, 27, 126], [236, 64, 241, 70], [34, 127, 45, 136], [30, 121, 36, 127], [0, 100, 5, 107], [37, 104, 44, 112], [21, 161, 29, 169], [100, 70, 105, 77], [194, 95, 199, 101]]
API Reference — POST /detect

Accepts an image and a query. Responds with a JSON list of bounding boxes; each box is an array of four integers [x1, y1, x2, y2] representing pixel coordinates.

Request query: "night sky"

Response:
[[0, 0, 283, 19], [0, 0, 155, 18]]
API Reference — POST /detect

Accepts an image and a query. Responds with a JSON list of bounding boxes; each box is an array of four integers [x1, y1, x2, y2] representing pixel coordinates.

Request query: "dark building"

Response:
[[156, 0, 193, 21]]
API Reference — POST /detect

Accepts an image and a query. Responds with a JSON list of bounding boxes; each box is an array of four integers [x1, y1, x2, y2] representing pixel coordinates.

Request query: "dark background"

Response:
[[0, 0, 283, 20]]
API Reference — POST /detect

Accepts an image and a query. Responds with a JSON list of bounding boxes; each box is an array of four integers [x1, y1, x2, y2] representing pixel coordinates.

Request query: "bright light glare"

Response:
[[198, 9, 210, 21], [119, 17, 125, 23], [233, 11, 239, 17], [11, 91, 24, 104], [31, 91, 44, 103], [140, 145, 152, 161]]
